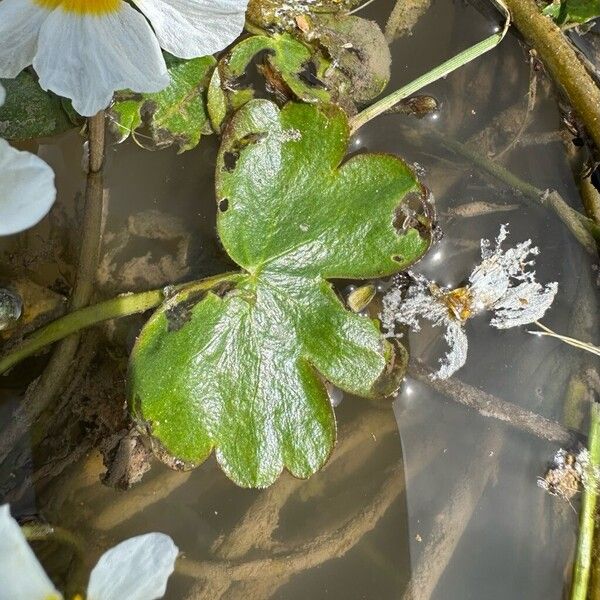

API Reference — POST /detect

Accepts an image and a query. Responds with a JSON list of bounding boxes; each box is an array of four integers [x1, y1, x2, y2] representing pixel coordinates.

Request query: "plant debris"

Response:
[[538, 447, 599, 502], [381, 225, 558, 379]]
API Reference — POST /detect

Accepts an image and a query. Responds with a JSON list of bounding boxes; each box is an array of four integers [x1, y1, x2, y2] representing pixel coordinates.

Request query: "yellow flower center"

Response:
[[34, 0, 120, 15], [439, 286, 474, 322]]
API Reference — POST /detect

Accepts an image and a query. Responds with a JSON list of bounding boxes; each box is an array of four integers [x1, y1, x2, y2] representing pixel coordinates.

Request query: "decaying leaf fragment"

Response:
[[207, 34, 331, 132], [208, 14, 390, 130], [302, 14, 392, 107], [381, 225, 558, 379], [538, 447, 598, 502], [128, 100, 433, 487], [247, 0, 361, 31], [110, 54, 216, 153]]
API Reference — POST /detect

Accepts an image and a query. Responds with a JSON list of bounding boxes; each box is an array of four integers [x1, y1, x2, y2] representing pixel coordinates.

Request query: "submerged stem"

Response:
[[350, 2, 510, 133], [434, 131, 600, 254], [571, 402, 600, 600]]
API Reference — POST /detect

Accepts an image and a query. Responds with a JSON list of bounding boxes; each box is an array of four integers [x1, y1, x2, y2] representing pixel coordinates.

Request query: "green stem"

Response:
[[0, 273, 239, 376], [0, 290, 163, 375], [22, 522, 84, 553], [435, 131, 600, 254], [350, 4, 510, 133], [571, 402, 600, 600]]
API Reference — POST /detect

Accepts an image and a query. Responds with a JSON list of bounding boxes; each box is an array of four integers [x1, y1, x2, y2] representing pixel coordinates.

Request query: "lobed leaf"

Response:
[[129, 101, 433, 487]]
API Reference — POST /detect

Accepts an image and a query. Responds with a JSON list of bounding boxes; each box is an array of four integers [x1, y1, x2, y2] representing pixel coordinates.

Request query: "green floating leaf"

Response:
[[207, 34, 331, 132], [543, 0, 600, 24], [0, 71, 79, 140], [110, 54, 216, 153], [129, 101, 433, 488]]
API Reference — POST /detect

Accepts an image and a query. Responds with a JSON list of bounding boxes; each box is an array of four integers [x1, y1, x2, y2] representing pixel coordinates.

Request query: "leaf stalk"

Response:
[[350, 1, 510, 133], [0, 273, 239, 376], [571, 402, 600, 600]]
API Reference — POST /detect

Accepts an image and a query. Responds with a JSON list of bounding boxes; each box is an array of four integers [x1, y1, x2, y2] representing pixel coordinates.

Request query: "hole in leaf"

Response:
[[298, 60, 327, 89], [223, 152, 239, 172], [219, 198, 229, 212], [393, 187, 438, 242], [222, 132, 268, 173]]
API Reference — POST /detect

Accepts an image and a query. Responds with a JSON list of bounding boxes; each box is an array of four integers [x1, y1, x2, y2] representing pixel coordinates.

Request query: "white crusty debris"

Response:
[[381, 225, 558, 379]]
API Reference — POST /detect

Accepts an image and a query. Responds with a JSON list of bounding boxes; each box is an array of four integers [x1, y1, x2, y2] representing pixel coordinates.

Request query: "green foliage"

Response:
[[128, 100, 433, 488], [543, 0, 600, 24], [207, 34, 331, 132], [110, 54, 216, 153], [208, 17, 391, 132], [0, 71, 79, 140]]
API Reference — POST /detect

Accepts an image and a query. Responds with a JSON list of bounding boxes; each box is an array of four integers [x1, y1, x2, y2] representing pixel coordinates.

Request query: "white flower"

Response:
[[0, 0, 249, 116], [381, 225, 558, 379], [0, 504, 178, 600], [0, 83, 56, 235]]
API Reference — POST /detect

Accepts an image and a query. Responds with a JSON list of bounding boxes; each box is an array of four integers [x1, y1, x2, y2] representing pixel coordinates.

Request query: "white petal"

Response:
[[0, 0, 48, 79], [490, 281, 558, 329], [87, 533, 178, 600], [0, 505, 63, 600], [0, 139, 56, 236], [134, 0, 248, 58], [33, 4, 169, 116], [432, 320, 469, 380], [469, 257, 510, 310]]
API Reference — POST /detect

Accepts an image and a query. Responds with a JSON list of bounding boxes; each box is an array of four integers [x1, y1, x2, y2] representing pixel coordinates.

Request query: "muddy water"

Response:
[[1, 1, 597, 598]]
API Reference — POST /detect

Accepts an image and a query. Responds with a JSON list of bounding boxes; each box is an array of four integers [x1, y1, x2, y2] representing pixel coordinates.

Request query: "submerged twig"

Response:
[[570, 402, 600, 600], [409, 361, 576, 445], [0, 112, 107, 466], [185, 409, 401, 598], [178, 466, 404, 582], [435, 131, 600, 254], [402, 429, 504, 600], [494, 55, 537, 161]]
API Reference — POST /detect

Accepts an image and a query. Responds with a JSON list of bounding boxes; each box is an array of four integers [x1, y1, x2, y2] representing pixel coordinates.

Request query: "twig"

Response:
[[570, 402, 600, 600], [350, 2, 510, 133], [0, 112, 107, 467], [93, 469, 194, 531], [178, 466, 403, 582], [183, 409, 439, 599], [409, 361, 576, 445], [494, 55, 537, 161], [434, 131, 600, 254], [402, 428, 504, 600], [502, 0, 600, 151], [529, 321, 600, 357]]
